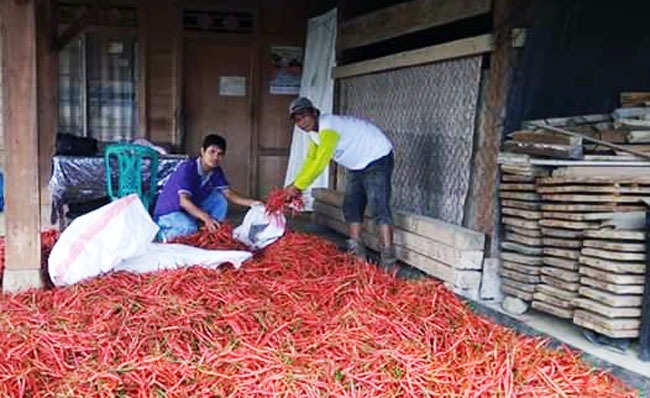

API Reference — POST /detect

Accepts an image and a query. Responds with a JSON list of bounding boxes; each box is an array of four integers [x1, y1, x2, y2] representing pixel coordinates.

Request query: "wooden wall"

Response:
[[255, 1, 307, 196], [13, 0, 309, 215], [332, 0, 516, 243], [139, 0, 181, 147], [0, 0, 310, 229], [140, 0, 309, 197]]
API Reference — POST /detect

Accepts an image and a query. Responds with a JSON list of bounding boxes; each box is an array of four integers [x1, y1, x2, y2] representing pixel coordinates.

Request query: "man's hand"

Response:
[[249, 200, 265, 208], [285, 184, 302, 200], [200, 214, 221, 232]]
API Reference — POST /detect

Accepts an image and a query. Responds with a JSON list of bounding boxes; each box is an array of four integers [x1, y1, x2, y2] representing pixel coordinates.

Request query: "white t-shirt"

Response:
[[308, 114, 393, 170]]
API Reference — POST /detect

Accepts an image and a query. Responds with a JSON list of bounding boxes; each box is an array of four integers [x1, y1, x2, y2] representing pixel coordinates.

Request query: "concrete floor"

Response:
[[2, 209, 649, 392], [489, 303, 650, 377]]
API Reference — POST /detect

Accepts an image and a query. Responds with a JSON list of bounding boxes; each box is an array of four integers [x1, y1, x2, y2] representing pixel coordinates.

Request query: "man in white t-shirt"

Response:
[[284, 97, 396, 267]]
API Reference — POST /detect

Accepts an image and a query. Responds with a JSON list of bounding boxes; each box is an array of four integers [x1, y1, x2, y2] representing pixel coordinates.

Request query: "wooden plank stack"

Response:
[[576, 221, 647, 339], [311, 188, 486, 298], [611, 96, 650, 156], [520, 114, 614, 157], [534, 174, 647, 322], [502, 129, 583, 159], [620, 92, 650, 108], [497, 153, 548, 302], [536, 192, 586, 320], [538, 173, 650, 338], [498, 152, 650, 337], [496, 101, 650, 336]]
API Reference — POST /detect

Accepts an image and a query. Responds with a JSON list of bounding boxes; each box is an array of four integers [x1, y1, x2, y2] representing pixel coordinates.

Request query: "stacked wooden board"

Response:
[[498, 101, 650, 338], [506, 99, 650, 162], [502, 129, 583, 159], [311, 188, 486, 298], [498, 157, 650, 338], [541, 171, 649, 338], [536, 190, 586, 319], [620, 92, 650, 108], [518, 113, 615, 157], [576, 228, 645, 338], [497, 154, 548, 302], [536, 174, 648, 322], [516, 106, 650, 159]]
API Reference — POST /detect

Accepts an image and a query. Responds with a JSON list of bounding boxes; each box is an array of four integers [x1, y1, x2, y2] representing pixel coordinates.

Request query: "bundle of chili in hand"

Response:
[[265, 187, 304, 216]]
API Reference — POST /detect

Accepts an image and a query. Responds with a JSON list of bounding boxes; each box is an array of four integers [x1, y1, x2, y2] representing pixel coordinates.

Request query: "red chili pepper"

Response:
[[265, 188, 304, 216], [0, 229, 638, 397]]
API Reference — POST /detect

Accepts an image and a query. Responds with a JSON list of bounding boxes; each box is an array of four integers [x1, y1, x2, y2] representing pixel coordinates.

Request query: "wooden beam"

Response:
[[508, 130, 581, 146], [620, 92, 650, 108], [137, 0, 148, 138], [2, 0, 43, 292], [337, 0, 490, 51], [315, 214, 482, 290], [530, 122, 650, 160], [314, 201, 484, 270], [332, 34, 493, 79], [312, 189, 485, 250], [471, 0, 516, 241], [37, 0, 58, 212], [48, 0, 59, 50], [501, 140, 583, 160]]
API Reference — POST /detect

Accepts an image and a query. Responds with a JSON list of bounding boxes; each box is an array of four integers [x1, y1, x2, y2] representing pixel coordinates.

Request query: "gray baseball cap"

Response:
[[289, 97, 315, 117]]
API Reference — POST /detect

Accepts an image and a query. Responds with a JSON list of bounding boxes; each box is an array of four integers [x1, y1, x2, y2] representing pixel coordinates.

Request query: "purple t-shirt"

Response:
[[154, 158, 229, 217]]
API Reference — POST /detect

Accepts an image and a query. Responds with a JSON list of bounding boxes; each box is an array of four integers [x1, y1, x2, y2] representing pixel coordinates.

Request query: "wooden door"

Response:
[[183, 38, 253, 195]]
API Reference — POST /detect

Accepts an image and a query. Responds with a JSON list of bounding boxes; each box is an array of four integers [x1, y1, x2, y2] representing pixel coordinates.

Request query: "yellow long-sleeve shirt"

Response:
[[293, 129, 339, 190]]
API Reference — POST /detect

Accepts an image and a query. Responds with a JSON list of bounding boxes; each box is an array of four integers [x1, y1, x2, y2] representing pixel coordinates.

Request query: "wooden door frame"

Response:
[[180, 33, 260, 195]]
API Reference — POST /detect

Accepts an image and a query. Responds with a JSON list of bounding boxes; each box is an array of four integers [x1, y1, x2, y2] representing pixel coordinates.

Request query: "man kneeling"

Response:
[[154, 134, 262, 240]]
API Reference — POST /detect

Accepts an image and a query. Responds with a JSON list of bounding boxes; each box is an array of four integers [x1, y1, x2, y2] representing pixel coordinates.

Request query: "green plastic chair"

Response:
[[104, 143, 159, 211]]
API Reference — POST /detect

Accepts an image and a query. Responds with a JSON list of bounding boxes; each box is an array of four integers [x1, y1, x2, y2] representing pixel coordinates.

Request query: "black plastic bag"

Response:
[[55, 133, 98, 156]]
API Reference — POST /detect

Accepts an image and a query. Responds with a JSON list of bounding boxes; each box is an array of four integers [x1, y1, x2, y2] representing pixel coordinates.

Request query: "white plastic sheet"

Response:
[[284, 8, 337, 210], [48, 194, 159, 287], [49, 195, 285, 287], [115, 244, 252, 273]]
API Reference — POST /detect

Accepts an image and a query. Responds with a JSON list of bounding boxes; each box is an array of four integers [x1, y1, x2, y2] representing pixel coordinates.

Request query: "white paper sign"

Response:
[[219, 76, 246, 96]]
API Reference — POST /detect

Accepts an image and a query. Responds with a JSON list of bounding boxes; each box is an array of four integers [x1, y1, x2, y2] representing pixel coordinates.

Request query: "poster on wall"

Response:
[[269, 46, 303, 95]]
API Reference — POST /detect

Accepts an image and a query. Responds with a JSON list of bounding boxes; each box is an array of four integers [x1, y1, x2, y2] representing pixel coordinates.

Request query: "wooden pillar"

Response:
[[472, 0, 515, 249], [2, 0, 43, 292]]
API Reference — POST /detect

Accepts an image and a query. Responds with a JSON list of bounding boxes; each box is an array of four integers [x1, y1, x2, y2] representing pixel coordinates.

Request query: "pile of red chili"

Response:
[[0, 228, 637, 397]]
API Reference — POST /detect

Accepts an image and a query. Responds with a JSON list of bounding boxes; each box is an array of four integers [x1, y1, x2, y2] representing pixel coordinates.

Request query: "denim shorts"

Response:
[[343, 152, 394, 225]]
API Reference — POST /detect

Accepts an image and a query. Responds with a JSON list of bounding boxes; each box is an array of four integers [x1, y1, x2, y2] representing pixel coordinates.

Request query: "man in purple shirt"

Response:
[[154, 134, 262, 240]]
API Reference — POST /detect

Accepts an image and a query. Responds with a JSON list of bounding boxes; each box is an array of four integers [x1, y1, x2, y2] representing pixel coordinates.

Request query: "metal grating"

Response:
[[339, 56, 482, 225]]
